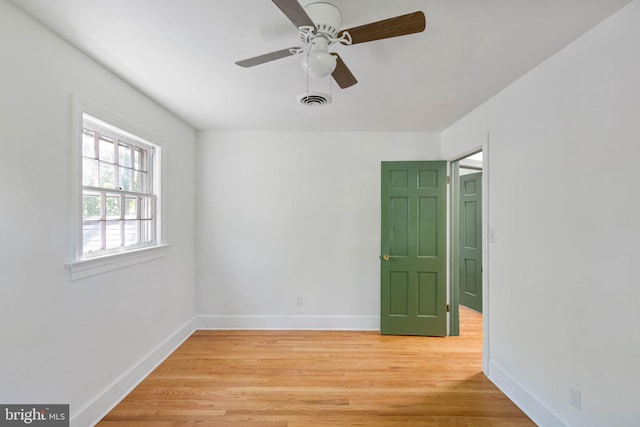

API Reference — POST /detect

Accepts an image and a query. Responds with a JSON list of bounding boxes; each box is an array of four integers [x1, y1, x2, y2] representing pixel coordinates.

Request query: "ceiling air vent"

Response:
[[297, 92, 332, 107]]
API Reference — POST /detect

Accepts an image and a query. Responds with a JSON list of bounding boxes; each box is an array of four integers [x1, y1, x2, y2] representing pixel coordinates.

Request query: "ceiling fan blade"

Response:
[[331, 54, 357, 89], [235, 48, 300, 68], [272, 0, 315, 29], [339, 11, 426, 45]]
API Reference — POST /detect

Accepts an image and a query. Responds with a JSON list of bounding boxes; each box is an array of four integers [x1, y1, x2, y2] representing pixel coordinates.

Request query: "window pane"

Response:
[[83, 221, 102, 253], [139, 149, 147, 172], [83, 194, 101, 219], [133, 148, 141, 170], [119, 142, 132, 167], [124, 197, 137, 219], [140, 170, 149, 193], [105, 195, 120, 220], [99, 163, 116, 188], [124, 220, 139, 246], [140, 197, 153, 220], [99, 136, 115, 162], [82, 130, 96, 158], [119, 168, 132, 191], [141, 219, 153, 243], [132, 170, 142, 192], [105, 220, 122, 249], [83, 158, 99, 187]]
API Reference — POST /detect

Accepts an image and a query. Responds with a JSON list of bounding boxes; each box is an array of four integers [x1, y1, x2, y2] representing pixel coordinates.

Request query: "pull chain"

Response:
[[329, 72, 333, 110], [306, 45, 311, 96]]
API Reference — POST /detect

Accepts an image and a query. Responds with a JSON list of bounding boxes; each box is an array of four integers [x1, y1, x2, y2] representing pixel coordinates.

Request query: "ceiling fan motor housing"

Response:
[[304, 2, 342, 38]]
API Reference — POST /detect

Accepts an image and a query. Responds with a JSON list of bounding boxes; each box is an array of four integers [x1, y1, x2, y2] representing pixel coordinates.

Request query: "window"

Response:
[[69, 97, 166, 280], [81, 116, 157, 256]]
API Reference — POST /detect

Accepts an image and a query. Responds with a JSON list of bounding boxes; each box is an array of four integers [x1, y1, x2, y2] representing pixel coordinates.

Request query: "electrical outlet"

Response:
[[569, 386, 582, 410], [296, 296, 303, 307]]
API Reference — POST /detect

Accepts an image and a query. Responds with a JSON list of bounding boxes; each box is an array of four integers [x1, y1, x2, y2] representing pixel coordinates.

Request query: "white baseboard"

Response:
[[71, 317, 197, 427], [196, 314, 380, 331], [488, 359, 566, 427]]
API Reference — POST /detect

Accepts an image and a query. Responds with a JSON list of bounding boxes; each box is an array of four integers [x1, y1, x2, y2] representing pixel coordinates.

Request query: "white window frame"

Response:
[[68, 96, 168, 280]]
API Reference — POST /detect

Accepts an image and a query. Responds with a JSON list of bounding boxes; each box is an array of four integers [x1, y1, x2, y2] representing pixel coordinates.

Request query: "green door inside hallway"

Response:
[[459, 172, 482, 313], [380, 161, 447, 336]]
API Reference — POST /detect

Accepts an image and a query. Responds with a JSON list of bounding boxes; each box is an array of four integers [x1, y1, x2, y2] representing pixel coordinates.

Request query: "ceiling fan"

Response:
[[235, 0, 426, 89]]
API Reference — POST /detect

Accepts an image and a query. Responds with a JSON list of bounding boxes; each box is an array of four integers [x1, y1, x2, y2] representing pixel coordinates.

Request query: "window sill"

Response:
[[67, 245, 169, 281]]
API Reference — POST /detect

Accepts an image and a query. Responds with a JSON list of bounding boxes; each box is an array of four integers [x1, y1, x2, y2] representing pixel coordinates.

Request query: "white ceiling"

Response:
[[8, 0, 632, 131]]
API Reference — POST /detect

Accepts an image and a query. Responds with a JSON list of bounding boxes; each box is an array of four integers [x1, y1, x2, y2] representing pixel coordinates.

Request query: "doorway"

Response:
[[378, 143, 489, 373], [450, 150, 484, 337]]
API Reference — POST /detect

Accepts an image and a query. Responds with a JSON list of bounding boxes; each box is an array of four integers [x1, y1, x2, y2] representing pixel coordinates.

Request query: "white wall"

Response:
[[442, 1, 640, 426], [0, 1, 197, 423], [196, 131, 440, 328]]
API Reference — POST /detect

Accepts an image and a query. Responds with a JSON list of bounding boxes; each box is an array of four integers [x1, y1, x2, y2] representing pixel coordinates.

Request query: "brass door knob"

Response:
[[382, 254, 390, 261]]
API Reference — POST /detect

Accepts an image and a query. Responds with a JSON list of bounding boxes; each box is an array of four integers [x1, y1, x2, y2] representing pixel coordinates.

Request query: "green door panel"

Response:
[[459, 172, 482, 313], [381, 161, 447, 336]]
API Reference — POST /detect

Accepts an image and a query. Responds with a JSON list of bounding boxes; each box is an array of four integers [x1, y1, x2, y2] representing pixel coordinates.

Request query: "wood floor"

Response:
[[98, 307, 535, 426]]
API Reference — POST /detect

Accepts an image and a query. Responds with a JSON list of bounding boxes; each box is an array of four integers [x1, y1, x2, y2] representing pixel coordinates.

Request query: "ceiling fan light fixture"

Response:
[[301, 50, 337, 78]]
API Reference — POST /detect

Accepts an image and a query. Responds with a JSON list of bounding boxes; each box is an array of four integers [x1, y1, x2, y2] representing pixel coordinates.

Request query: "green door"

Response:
[[459, 172, 482, 312], [380, 161, 447, 336]]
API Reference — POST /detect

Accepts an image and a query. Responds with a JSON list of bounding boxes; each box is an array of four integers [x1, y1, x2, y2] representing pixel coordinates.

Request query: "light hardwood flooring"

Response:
[[98, 307, 535, 426]]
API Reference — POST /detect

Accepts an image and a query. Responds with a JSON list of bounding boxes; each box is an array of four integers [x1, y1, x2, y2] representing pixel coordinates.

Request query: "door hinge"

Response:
[[447, 176, 451, 184], [446, 304, 450, 313]]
